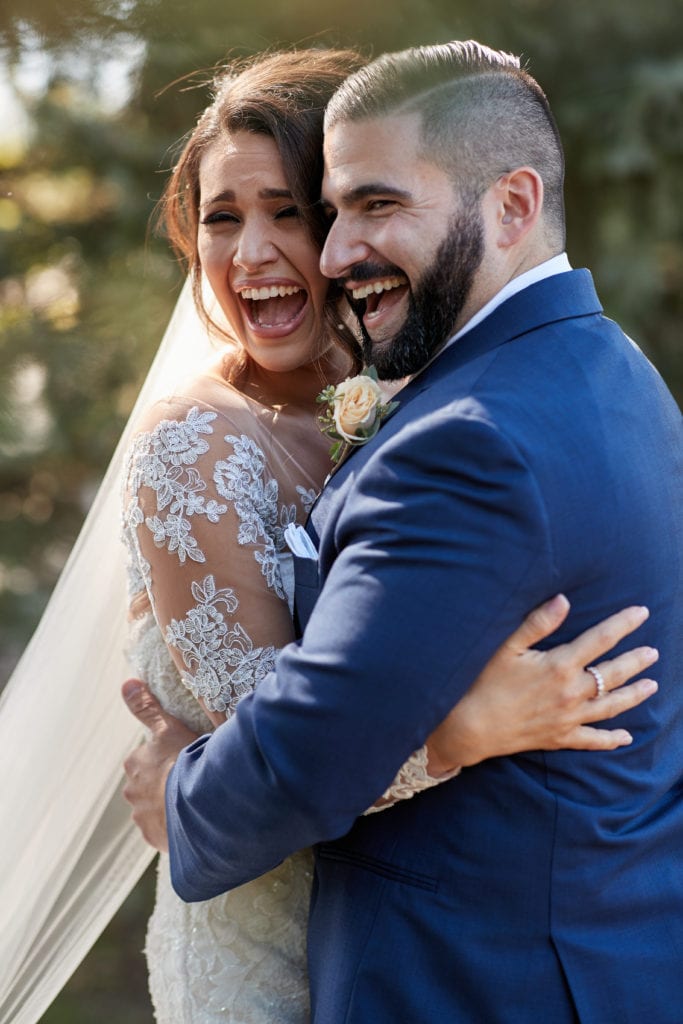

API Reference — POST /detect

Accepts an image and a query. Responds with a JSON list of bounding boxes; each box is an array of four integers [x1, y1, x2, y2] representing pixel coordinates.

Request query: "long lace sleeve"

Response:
[[122, 398, 301, 721], [364, 745, 461, 814]]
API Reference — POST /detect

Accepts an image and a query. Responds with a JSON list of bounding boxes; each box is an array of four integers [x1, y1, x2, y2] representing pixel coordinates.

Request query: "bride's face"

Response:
[[197, 131, 331, 374]]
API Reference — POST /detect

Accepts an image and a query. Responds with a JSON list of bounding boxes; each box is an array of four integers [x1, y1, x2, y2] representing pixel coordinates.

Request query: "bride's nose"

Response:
[[233, 220, 278, 272]]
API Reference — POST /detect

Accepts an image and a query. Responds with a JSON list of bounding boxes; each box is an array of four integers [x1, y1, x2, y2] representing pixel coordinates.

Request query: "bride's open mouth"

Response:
[[239, 284, 309, 336], [349, 275, 408, 327]]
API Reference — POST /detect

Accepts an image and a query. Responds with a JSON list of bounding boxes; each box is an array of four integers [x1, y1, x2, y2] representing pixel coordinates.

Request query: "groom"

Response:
[[124, 42, 683, 1021]]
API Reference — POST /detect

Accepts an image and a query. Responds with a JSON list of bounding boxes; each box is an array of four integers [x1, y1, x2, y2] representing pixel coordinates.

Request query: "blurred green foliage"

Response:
[[0, 0, 681, 1019]]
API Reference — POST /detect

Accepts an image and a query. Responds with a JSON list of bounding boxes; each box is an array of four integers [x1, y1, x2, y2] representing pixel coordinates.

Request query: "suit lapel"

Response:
[[397, 268, 602, 404]]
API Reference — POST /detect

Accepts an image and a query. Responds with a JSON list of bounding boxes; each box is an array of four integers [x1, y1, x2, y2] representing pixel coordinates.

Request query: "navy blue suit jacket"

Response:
[[167, 270, 683, 1022]]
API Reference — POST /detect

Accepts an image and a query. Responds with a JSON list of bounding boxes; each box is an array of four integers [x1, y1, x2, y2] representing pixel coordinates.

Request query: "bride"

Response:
[[0, 45, 657, 1024], [120, 47, 364, 1022]]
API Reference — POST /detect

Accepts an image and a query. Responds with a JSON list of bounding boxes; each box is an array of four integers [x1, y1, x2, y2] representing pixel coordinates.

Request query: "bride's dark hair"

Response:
[[158, 48, 366, 377]]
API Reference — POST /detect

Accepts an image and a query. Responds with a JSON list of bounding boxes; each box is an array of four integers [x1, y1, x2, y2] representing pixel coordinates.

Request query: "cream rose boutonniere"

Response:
[[317, 367, 399, 464]]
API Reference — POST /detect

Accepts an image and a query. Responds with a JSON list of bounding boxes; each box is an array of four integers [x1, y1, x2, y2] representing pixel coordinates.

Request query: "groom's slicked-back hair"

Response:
[[325, 40, 566, 248]]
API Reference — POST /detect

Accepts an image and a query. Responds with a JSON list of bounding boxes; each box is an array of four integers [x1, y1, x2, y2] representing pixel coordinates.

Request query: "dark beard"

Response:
[[346, 198, 484, 381]]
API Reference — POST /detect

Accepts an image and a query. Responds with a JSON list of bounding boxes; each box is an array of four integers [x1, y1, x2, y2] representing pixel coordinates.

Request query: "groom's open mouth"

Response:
[[238, 283, 309, 336], [347, 275, 409, 329]]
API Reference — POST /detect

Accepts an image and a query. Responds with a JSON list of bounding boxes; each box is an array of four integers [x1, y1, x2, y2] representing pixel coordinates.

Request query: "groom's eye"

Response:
[[366, 199, 396, 213]]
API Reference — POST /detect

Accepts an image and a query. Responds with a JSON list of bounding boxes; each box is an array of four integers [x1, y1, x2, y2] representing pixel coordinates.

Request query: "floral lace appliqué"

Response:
[[146, 851, 312, 1023], [363, 744, 461, 815], [296, 485, 318, 516], [214, 434, 298, 599], [165, 574, 277, 713], [123, 407, 229, 566]]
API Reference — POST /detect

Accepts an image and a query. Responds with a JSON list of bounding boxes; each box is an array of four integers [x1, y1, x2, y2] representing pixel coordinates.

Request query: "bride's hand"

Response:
[[426, 596, 659, 774], [122, 679, 201, 851]]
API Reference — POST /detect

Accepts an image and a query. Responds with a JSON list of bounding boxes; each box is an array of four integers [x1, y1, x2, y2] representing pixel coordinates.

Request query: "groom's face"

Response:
[[320, 111, 485, 380]]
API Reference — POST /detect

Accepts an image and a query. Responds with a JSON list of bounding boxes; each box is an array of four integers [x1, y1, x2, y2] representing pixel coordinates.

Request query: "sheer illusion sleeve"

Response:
[[122, 398, 300, 720]]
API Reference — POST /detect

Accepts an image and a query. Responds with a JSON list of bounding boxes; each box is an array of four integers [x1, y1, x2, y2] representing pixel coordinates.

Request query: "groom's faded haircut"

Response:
[[325, 40, 566, 249]]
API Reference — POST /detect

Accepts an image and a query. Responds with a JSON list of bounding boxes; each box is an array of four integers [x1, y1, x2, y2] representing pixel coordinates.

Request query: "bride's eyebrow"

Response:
[[202, 187, 294, 206], [202, 189, 236, 205], [259, 188, 294, 200]]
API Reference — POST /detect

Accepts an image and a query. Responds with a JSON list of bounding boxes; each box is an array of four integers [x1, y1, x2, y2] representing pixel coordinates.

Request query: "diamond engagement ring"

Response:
[[586, 665, 606, 699]]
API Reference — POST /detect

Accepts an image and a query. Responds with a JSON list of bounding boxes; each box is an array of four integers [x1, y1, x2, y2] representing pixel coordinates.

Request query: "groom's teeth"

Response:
[[351, 276, 407, 301], [240, 285, 302, 300]]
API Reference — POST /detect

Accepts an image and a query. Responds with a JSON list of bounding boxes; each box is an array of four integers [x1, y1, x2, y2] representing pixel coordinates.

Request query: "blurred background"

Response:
[[0, 0, 681, 1019]]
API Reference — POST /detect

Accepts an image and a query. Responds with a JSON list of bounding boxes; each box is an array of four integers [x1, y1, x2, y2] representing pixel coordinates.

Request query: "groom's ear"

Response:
[[490, 167, 544, 249]]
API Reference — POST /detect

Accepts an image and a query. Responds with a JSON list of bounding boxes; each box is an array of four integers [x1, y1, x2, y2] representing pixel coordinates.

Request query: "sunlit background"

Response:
[[1, 0, 681, 1019]]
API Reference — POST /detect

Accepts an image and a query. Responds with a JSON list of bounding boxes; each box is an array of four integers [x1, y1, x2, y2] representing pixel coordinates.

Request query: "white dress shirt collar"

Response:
[[447, 252, 573, 348]]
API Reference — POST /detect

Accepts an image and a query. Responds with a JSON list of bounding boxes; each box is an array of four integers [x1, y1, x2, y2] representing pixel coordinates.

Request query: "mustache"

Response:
[[334, 261, 405, 291]]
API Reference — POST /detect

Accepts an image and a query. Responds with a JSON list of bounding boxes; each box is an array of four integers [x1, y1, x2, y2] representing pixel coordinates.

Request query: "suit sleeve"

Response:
[[166, 406, 555, 900]]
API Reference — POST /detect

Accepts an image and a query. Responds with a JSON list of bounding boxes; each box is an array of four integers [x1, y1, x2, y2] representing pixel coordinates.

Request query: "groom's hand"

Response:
[[122, 679, 200, 852], [427, 598, 659, 772]]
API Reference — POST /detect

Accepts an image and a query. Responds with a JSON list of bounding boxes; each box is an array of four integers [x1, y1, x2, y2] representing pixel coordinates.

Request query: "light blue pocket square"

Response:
[[284, 522, 318, 561]]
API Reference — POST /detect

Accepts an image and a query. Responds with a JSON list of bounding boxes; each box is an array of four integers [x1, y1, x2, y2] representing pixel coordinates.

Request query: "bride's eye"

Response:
[[200, 210, 239, 225], [275, 206, 300, 220]]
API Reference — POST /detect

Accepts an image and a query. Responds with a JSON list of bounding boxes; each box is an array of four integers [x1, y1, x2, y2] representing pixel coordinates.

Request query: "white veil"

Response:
[[0, 281, 212, 1024]]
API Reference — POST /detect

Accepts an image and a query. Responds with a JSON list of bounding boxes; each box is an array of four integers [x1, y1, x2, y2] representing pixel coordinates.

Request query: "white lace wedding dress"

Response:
[[121, 357, 453, 1023]]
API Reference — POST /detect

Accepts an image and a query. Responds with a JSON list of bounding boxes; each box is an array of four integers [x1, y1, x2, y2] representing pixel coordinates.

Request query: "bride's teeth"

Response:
[[241, 285, 302, 300]]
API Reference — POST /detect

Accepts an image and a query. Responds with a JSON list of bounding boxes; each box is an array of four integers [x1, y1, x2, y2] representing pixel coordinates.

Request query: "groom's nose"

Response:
[[320, 214, 372, 281]]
